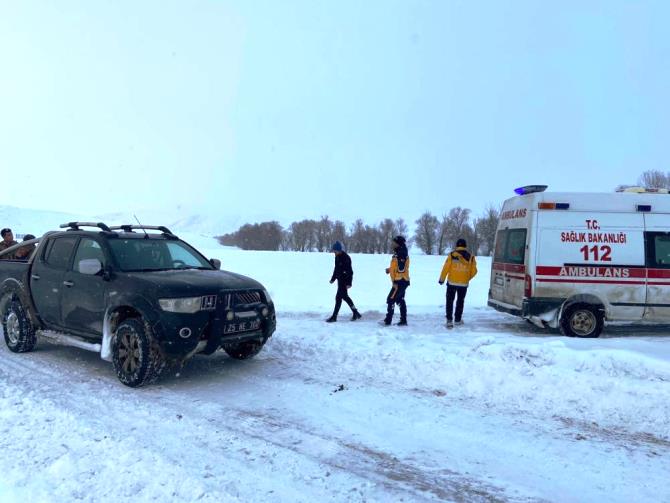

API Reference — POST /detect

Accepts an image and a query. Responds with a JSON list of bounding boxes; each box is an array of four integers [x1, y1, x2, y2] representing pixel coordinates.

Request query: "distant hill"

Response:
[[0, 205, 228, 250]]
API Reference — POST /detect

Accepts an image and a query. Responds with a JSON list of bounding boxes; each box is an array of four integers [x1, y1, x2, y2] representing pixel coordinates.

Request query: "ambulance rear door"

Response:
[[642, 213, 670, 320], [491, 199, 533, 310]]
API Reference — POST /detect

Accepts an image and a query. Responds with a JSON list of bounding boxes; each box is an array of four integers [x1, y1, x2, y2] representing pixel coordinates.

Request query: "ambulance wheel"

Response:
[[560, 304, 603, 338]]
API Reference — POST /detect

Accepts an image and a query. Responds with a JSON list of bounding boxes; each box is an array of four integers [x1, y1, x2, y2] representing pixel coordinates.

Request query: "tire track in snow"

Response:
[[0, 348, 538, 503]]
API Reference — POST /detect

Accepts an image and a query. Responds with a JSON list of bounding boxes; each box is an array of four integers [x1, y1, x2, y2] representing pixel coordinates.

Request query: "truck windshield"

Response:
[[108, 239, 214, 272]]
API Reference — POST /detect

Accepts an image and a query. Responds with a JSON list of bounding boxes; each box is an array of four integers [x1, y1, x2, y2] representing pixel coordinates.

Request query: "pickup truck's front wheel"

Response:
[[112, 318, 165, 387], [2, 299, 37, 353], [224, 338, 266, 360]]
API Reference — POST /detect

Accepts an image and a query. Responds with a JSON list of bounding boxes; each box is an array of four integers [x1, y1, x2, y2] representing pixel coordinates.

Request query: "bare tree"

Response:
[[348, 219, 366, 253], [378, 218, 397, 254], [217, 221, 284, 251], [363, 225, 379, 254], [414, 212, 439, 255], [439, 207, 471, 254], [475, 204, 500, 256], [332, 220, 348, 250], [289, 220, 316, 252], [315, 216, 334, 252], [395, 218, 409, 245], [279, 230, 292, 251], [463, 222, 479, 255], [638, 170, 670, 189]]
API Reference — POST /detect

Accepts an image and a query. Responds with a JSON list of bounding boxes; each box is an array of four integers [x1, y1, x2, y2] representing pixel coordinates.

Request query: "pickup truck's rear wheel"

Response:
[[560, 303, 604, 338], [224, 338, 265, 360], [112, 318, 165, 387], [2, 299, 37, 353]]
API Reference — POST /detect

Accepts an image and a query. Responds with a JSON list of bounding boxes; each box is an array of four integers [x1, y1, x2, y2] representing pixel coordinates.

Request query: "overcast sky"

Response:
[[1, 0, 668, 225]]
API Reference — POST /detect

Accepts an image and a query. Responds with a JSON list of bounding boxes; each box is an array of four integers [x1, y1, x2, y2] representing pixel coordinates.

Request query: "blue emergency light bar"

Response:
[[514, 185, 548, 195]]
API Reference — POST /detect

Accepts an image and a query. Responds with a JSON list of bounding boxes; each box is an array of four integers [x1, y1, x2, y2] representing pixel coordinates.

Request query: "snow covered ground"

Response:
[[2, 239, 670, 502]]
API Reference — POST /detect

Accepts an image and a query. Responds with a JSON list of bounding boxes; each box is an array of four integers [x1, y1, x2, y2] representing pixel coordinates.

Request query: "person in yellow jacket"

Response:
[[383, 236, 410, 326], [439, 238, 477, 328]]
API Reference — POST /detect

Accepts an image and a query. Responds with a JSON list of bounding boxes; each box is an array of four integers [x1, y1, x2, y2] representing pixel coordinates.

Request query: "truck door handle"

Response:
[[31, 274, 40, 281], [63, 280, 74, 287]]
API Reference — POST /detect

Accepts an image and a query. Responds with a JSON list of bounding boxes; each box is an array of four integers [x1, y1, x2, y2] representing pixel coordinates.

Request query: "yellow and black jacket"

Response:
[[439, 247, 477, 287], [389, 247, 410, 283]]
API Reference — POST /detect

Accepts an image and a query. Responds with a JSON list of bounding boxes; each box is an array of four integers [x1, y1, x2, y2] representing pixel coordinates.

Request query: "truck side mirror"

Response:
[[79, 258, 103, 276], [210, 258, 221, 270]]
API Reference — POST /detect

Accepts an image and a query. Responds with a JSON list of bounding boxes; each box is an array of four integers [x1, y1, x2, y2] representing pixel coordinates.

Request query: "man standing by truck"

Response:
[[384, 236, 410, 326], [0, 228, 18, 259], [326, 241, 362, 323], [439, 238, 478, 329]]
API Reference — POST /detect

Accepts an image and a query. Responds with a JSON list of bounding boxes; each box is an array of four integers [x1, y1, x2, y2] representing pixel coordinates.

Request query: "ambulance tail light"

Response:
[[524, 274, 532, 298], [538, 202, 570, 210]]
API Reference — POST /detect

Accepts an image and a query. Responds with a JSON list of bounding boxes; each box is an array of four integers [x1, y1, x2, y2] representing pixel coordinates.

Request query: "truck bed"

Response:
[[0, 259, 31, 287]]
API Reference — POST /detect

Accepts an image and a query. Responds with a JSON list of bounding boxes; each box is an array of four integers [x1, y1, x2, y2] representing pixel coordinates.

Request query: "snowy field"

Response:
[[2, 237, 670, 502]]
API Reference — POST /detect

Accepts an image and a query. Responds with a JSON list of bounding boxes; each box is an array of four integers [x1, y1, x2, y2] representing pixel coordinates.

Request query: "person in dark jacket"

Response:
[[0, 228, 18, 260], [326, 241, 362, 323], [383, 235, 410, 326]]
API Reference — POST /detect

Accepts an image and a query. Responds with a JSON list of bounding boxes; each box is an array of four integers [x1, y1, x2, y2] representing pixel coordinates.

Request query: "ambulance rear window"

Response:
[[494, 231, 507, 262], [506, 229, 527, 265], [652, 235, 670, 267], [495, 229, 527, 265]]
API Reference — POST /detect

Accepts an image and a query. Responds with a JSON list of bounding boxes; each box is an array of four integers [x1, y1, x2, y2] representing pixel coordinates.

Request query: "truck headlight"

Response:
[[159, 297, 201, 313]]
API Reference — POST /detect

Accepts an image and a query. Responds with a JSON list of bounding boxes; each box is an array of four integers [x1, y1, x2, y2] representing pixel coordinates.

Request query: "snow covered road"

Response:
[[2, 308, 670, 502]]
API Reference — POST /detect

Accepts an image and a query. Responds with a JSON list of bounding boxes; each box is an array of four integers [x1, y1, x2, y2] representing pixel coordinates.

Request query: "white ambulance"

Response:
[[488, 185, 670, 337]]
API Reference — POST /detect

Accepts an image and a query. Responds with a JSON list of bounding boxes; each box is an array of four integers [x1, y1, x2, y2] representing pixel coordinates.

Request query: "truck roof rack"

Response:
[[60, 222, 112, 232], [109, 225, 175, 236]]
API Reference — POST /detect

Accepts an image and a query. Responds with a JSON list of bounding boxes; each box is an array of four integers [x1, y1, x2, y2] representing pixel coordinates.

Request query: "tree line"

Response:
[[618, 169, 670, 191], [218, 170, 670, 255], [217, 206, 501, 256]]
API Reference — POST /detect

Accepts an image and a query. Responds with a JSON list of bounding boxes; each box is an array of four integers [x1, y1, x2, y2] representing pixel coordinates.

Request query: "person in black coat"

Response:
[[326, 241, 362, 322]]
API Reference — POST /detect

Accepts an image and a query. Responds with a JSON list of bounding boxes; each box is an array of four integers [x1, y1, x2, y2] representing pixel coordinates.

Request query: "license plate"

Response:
[[224, 320, 261, 334]]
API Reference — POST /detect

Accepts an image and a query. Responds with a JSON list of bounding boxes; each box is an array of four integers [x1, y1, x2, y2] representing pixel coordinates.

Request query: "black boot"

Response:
[[383, 304, 394, 325], [326, 315, 337, 323], [397, 302, 407, 326], [351, 309, 362, 321]]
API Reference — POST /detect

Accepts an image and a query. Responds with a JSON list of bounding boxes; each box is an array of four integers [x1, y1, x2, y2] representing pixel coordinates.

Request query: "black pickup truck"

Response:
[[0, 222, 276, 387]]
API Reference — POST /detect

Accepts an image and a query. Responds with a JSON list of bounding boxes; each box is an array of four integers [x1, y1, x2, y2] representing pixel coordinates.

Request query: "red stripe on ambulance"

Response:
[[536, 278, 646, 285], [493, 262, 526, 273], [535, 266, 670, 285], [536, 265, 645, 279]]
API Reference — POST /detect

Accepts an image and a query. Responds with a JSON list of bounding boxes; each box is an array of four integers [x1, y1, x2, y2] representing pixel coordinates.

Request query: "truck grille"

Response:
[[232, 291, 262, 306]]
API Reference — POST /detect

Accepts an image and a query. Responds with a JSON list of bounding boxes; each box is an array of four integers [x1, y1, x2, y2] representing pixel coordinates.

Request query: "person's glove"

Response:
[[330, 279, 335, 284], [438, 281, 444, 285]]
